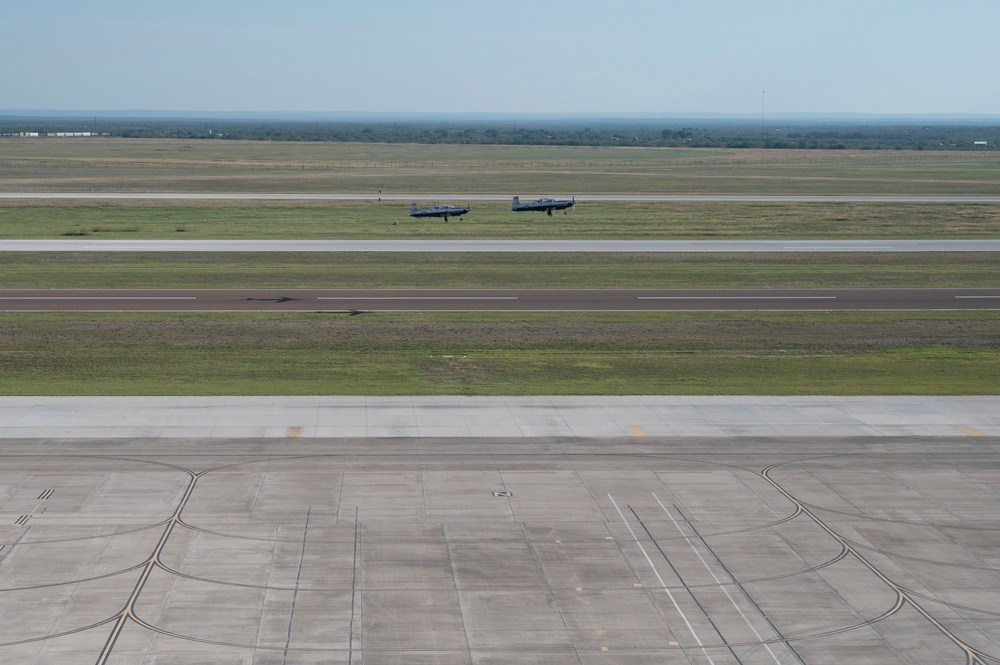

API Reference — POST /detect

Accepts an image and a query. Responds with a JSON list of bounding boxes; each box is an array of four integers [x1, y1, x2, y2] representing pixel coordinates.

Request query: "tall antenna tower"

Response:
[[761, 90, 766, 137]]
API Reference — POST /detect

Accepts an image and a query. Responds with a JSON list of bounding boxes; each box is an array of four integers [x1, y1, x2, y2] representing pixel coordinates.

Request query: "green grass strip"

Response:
[[3, 252, 999, 289], [3, 201, 1000, 239], [2, 311, 997, 395]]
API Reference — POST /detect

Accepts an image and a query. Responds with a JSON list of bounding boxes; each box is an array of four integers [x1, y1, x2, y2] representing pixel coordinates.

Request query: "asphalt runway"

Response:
[[2, 287, 999, 312], [5, 192, 1000, 203], [5, 238, 1000, 252], [3, 435, 999, 664]]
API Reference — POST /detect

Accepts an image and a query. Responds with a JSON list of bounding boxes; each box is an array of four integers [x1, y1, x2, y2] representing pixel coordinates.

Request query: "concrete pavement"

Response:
[[3, 396, 1000, 665], [3, 433, 1000, 664], [1, 395, 997, 439]]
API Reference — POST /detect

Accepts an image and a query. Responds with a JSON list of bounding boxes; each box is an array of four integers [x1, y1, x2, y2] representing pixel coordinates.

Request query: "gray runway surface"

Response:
[[5, 239, 1000, 252], [2, 431, 999, 664], [2, 396, 997, 438], [3, 287, 1000, 312], [5, 192, 1000, 203]]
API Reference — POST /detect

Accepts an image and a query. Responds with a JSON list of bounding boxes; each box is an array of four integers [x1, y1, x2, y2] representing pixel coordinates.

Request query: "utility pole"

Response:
[[762, 90, 766, 138]]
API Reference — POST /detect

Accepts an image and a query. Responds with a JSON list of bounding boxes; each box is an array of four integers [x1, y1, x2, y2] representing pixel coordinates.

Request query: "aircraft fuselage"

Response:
[[511, 196, 575, 216], [409, 204, 471, 221]]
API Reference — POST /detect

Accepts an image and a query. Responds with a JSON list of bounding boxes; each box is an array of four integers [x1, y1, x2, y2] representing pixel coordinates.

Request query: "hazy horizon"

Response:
[[3, 110, 999, 125], [3, 0, 998, 116]]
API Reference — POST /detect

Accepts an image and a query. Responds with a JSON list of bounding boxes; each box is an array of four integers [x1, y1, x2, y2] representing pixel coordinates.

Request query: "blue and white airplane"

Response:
[[409, 203, 471, 222], [510, 196, 576, 216]]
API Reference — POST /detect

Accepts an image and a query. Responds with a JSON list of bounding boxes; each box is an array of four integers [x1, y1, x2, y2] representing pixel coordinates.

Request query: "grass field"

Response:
[[3, 199, 1000, 239], [2, 252, 998, 289], [2, 139, 998, 395], [2, 138, 1000, 195], [1, 311, 997, 395]]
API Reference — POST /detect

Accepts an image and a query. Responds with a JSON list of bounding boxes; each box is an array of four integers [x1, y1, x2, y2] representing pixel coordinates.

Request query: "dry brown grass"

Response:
[[2, 139, 998, 194]]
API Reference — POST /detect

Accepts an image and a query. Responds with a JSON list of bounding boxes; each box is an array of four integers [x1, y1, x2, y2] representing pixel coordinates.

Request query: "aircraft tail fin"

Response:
[[410, 203, 418, 214], [511, 196, 520, 209]]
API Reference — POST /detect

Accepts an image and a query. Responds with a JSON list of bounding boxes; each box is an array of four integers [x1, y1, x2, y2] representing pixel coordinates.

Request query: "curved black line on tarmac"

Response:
[[128, 609, 344, 653], [0, 453, 192, 546], [0, 560, 149, 593], [839, 537, 1000, 572], [7, 519, 173, 546], [153, 559, 299, 591], [0, 614, 121, 648], [760, 463, 993, 665], [119, 598, 915, 656], [796, 499, 1000, 533], [899, 586, 1000, 619], [765, 453, 1000, 533]]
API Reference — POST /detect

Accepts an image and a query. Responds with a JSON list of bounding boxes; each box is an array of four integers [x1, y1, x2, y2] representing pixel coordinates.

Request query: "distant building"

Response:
[[974, 140, 988, 146], [5, 131, 104, 138]]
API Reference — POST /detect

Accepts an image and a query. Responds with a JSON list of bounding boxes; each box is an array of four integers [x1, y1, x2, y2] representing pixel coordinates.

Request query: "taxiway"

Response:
[[4, 192, 1000, 203], [5, 238, 1000, 252], [2, 287, 999, 312]]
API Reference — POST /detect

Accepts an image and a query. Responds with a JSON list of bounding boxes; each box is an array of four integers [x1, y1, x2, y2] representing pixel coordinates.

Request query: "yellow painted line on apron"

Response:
[[957, 425, 984, 437], [627, 426, 646, 437]]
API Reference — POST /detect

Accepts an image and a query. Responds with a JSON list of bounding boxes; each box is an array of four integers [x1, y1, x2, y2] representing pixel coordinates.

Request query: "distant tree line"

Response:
[[1, 118, 997, 150]]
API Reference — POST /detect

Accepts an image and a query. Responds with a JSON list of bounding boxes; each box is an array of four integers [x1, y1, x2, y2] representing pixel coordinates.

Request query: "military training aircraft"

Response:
[[510, 196, 576, 216], [409, 203, 471, 222]]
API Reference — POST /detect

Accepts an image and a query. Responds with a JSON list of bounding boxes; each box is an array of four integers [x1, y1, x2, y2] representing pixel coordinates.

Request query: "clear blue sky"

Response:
[[3, 0, 998, 115]]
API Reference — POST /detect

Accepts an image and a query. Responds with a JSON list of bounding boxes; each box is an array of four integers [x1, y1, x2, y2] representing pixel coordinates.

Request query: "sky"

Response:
[[3, 0, 998, 116]]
